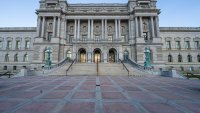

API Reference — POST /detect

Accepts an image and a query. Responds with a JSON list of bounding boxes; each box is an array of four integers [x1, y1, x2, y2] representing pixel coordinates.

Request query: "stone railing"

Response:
[[42, 58, 71, 70], [125, 58, 154, 74]]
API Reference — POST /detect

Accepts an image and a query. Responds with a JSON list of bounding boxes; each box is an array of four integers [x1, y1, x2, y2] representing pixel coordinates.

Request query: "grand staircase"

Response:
[[47, 62, 155, 76]]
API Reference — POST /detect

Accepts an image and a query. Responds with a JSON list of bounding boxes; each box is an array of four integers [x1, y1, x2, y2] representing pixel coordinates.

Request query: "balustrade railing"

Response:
[[42, 58, 71, 70], [119, 59, 129, 76], [66, 58, 76, 76], [125, 58, 152, 72]]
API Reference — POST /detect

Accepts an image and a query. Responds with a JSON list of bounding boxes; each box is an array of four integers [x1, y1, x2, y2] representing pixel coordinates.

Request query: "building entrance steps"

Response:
[[47, 62, 154, 76]]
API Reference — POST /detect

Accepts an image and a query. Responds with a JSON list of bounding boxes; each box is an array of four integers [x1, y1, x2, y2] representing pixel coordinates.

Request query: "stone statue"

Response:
[[144, 47, 151, 68], [143, 22, 147, 31]]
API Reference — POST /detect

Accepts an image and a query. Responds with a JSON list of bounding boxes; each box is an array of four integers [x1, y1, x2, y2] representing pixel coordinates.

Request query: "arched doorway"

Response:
[[93, 48, 101, 63], [123, 50, 129, 61], [109, 48, 117, 63], [79, 48, 86, 63]]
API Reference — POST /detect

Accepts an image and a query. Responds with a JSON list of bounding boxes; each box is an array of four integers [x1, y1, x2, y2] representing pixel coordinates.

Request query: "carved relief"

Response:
[[81, 23, 88, 34], [94, 23, 101, 34]]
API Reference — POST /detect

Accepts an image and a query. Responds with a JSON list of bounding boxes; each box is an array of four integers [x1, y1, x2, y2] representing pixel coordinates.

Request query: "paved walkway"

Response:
[[0, 76, 200, 113]]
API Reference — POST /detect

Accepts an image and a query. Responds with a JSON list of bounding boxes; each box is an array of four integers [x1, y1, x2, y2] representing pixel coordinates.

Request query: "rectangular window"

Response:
[[95, 35, 100, 41], [13, 66, 17, 70], [108, 35, 113, 41], [175, 41, 181, 49], [121, 35, 125, 42], [47, 32, 52, 41], [143, 32, 148, 40], [82, 35, 87, 41], [0, 41, 2, 49], [16, 41, 21, 49], [69, 35, 74, 43], [7, 41, 12, 49], [185, 41, 190, 49], [194, 41, 199, 49], [166, 41, 171, 50], [25, 41, 30, 49], [3, 66, 7, 70]]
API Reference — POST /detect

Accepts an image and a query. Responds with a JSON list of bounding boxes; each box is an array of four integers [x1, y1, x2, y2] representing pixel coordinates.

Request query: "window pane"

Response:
[[16, 41, 21, 49], [166, 41, 171, 49], [7, 41, 12, 49], [185, 41, 190, 49], [25, 41, 30, 49], [195, 41, 199, 49], [0, 41, 2, 49], [176, 41, 180, 49]]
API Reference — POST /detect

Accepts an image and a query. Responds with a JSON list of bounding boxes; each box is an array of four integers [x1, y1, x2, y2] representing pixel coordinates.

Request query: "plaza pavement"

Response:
[[0, 76, 200, 113]]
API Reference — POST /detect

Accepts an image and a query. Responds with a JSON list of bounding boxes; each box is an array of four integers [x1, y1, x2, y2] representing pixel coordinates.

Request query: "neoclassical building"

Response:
[[0, 0, 200, 72]]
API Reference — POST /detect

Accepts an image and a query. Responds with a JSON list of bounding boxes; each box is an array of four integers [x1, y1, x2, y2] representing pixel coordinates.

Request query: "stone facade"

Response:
[[0, 0, 199, 72]]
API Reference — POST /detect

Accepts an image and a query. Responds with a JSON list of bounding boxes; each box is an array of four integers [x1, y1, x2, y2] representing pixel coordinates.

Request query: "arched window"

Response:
[[66, 50, 72, 60], [187, 55, 192, 62], [14, 54, 18, 62], [168, 54, 173, 62], [178, 54, 182, 62], [44, 48, 52, 62], [24, 54, 28, 62], [5, 54, 9, 62], [197, 55, 200, 62]]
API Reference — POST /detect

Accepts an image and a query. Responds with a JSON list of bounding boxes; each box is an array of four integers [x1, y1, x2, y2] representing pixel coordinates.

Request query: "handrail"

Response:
[[119, 59, 129, 76], [66, 58, 76, 76], [43, 58, 70, 70], [126, 58, 152, 72]]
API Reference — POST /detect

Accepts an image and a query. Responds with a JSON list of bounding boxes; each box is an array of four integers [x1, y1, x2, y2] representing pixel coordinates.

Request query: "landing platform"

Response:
[[0, 76, 199, 113]]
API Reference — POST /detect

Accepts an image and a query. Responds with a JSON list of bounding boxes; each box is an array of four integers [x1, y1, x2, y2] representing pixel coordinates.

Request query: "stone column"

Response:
[[155, 16, 160, 37], [104, 19, 107, 40], [151, 17, 155, 38], [104, 51, 107, 63], [64, 19, 67, 40], [53, 16, 56, 37], [88, 19, 91, 40], [57, 17, 61, 37], [91, 19, 94, 40], [115, 19, 118, 41], [135, 17, 139, 37], [36, 16, 41, 37], [139, 17, 143, 37], [41, 16, 45, 38], [74, 19, 77, 41], [101, 19, 104, 40], [118, 19, 121, 40], [128, 20, 131, 41], [77, 19, 80, 40]]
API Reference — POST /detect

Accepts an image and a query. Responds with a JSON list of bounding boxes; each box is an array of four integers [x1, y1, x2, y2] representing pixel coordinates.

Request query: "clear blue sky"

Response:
[[0, 0, 199, 27]]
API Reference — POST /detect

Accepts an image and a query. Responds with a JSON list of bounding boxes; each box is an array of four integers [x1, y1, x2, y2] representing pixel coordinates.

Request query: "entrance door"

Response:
[[79, 49, 86, 63], [94, 49, 101, 63], [109, 49, 116, 63]]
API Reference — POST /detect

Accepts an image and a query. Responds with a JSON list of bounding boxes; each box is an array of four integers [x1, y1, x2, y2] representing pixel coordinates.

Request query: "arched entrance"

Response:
[[79, 48, 86, 63], [93, 48, 101, 63], [109, 48, 117, 63], [123, 50, 129, 61]]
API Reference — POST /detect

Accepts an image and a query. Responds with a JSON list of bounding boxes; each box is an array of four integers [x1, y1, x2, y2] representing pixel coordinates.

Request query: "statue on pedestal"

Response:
[[44, 47, 52, 68], [144, 47, 151, 68]]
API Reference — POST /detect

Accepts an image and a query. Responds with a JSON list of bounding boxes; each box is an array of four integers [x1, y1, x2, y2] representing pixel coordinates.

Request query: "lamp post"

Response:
[[45, 47, 52, 69], [144, 47, 151, 68]]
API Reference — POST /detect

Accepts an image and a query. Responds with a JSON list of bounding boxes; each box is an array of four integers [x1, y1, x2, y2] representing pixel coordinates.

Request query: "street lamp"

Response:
[[144, 47, 151, 68]]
